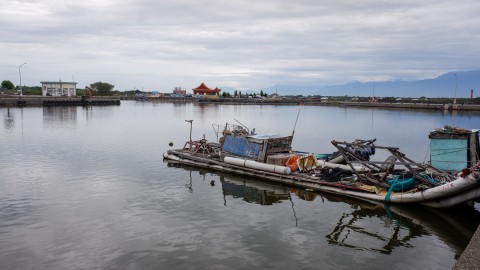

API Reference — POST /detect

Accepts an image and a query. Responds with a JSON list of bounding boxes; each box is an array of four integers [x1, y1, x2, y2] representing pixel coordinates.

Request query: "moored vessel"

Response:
[[164, 122, 480, 208]]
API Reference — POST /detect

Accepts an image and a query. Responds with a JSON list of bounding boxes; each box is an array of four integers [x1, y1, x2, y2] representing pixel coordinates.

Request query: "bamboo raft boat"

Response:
[[164, 123, 480, 208]]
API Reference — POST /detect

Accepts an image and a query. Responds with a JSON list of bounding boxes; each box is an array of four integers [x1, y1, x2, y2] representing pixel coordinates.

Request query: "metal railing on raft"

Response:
[[330, 140, 456, 188]]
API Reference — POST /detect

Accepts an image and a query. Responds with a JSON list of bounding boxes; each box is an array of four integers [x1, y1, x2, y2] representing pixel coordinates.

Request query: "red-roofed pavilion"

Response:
[[192, 83, 221, 96]]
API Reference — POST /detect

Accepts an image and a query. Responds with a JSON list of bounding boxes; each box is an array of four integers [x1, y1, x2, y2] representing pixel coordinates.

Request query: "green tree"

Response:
[[1, 80, 14, 90], [234, 90, 238, 97], [90, 81, 114, 96]]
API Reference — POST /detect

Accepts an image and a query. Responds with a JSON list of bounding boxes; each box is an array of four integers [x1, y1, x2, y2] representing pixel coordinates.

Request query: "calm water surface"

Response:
[[1, 101, 479, 270]]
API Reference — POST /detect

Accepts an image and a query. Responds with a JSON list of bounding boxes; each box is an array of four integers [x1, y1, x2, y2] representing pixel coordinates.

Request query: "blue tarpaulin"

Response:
[[222, 135, 262, 158]]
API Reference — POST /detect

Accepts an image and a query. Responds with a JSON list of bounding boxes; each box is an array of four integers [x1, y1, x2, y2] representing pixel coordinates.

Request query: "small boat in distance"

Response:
[[164, 122, 480, 208]]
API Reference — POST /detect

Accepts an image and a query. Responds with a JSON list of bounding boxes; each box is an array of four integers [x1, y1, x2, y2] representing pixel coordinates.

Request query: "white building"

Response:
[[41, 81, 77, 97]]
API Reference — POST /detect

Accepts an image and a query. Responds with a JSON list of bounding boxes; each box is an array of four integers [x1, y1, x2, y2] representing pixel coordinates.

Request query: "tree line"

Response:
[[222, 90, 268, 98], [1, 80, 116, 96]]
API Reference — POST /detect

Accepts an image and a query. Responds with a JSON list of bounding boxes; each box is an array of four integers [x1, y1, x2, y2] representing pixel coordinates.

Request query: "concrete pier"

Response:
[[454, 224, 480, 269]]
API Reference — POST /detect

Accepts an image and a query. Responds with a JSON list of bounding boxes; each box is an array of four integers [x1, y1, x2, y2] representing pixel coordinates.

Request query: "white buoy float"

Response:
[[224, 156, 291, 175]]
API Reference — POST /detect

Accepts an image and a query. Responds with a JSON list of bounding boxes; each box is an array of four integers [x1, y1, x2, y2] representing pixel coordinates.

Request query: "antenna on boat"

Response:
[[185, 120, 193, 142], [292, 106, 302, 137]]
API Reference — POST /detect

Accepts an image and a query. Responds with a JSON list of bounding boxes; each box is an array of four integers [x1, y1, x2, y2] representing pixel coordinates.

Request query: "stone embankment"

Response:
[[0, 96, 120, 107], [454, 224, 480, 270], [194, 98, 480, 111]]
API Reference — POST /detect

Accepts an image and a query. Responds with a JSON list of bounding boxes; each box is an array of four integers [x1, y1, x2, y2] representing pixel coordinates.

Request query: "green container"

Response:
[[430, 138, 468, 171], [429, 128, 479, 171]]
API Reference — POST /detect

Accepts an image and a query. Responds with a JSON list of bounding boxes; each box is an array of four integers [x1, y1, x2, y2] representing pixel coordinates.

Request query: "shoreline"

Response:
[[194, 99, 480, 111], [165, 96, 480, 111], [1, 96, 480, 112]]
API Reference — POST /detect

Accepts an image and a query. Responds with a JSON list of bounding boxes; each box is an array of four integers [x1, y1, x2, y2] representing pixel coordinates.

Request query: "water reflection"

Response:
[[43, 106, 77, 128], [82, 106, 93, 123], [193, 103, 221, 120], [168, 162, 305, 205], [3, 108, 15, 131], [221, 176, 291, 205], [326, 198, 425, 255], [166, 161, 479, 259], [185, 171, 193, 193], [172, 102, 188, 119]]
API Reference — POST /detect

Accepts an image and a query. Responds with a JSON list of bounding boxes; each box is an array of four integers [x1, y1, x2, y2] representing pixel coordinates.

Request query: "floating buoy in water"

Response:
[[210, 180, 215, 186], [169, 142, 173, 147]]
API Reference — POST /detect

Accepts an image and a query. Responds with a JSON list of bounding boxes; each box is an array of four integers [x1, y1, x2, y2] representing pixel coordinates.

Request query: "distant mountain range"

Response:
[[260, 70, 480, 98]]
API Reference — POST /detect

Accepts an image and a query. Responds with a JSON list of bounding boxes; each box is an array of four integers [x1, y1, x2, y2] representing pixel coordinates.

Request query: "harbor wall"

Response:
[[194, 98, 480, 111], [2, 96, 479, 111], [0, 96, 121, 107]]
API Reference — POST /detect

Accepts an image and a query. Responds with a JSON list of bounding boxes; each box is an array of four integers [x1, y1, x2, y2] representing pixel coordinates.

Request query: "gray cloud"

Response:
[[1, 0, 479, 91]]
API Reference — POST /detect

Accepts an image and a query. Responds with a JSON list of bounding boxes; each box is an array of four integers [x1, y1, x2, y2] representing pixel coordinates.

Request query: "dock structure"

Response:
[[0, 96, 120, 107], [454, 224, 480, 270]]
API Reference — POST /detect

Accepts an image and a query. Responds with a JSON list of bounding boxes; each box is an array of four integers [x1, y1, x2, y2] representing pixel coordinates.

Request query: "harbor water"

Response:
[[1, 101, 479, 269]]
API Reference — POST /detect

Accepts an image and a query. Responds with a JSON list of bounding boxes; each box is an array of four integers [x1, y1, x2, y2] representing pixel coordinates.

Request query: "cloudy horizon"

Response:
[[1, 0, 479, 92]]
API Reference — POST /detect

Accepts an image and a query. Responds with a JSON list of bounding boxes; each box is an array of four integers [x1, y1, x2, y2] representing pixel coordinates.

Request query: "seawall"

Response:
[[0, 96, 121, 107]]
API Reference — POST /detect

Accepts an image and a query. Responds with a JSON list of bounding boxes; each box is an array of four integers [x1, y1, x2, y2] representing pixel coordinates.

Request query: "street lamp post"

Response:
[[454, 73, 458, 105], [370, 78, 376, 102], [19, 62, 27, 96]]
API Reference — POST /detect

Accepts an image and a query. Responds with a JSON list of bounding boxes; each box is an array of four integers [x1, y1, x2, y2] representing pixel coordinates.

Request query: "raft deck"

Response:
[[167, 149, 376, 195]]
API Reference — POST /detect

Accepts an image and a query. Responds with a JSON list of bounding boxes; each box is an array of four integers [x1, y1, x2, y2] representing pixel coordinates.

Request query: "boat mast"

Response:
[[291, 106, 302, 137]]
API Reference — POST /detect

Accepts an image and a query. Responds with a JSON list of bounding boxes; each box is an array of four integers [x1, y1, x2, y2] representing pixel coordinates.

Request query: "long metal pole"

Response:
[[292, 106, 301, 137], [19, 62, 27, 96]]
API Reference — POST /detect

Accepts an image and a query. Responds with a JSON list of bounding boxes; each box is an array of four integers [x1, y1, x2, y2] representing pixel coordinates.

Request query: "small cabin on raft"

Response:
[[429, 126, 479, 171], [218, 124, 293, 163]]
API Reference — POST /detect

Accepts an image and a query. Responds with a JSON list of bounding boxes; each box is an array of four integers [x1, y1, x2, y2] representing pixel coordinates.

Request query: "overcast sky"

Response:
[[1, 0, 479, 91]]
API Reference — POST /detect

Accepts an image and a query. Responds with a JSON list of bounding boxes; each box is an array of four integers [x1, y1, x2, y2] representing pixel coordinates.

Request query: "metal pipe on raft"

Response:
[[163, 153, 180, 161], [316, 160, 370, 172], [224, 156, 291, 175]]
